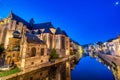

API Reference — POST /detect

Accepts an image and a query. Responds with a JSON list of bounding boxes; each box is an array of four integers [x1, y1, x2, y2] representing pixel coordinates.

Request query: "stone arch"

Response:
[[31, 47, 36, 57]]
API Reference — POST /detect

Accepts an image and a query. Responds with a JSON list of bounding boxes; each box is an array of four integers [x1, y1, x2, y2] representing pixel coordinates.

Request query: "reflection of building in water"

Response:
[[7, 62, 71, 80]]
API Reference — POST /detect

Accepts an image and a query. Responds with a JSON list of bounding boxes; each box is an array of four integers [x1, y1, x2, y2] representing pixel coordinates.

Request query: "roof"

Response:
[[43, 28, 52, 34], [70, 39, 80, 45], [25, 33, 45, 44], [106, 38, 116, 42], [55, 27, 63, 35], [8, 11, 29, 27], [33, 22, 55, 30], [62, 30, 68, 37]]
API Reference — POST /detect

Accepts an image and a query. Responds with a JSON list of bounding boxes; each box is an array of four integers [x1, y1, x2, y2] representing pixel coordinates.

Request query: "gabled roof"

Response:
[[43, 28, 52, 34], [8, 11, 29, 26], [55, 27, 63, 35], [33, 22, 55, 30], [25, 33, 45, 44]]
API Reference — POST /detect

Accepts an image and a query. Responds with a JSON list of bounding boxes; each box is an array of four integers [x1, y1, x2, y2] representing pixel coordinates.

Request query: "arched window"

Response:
[[31, 47, 36, 57], [56, 37, 59, 49], [61, 36, 65, 49]]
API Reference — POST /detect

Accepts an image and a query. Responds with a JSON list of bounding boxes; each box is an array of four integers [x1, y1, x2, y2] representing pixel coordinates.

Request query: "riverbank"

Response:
[[0, 55, 77, 80]]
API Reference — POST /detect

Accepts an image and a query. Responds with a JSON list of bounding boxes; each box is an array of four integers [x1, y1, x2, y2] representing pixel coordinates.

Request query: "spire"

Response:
[[29, 18, 34, 25], [8, 10, 13, 18], [29, 18, 34, 30]]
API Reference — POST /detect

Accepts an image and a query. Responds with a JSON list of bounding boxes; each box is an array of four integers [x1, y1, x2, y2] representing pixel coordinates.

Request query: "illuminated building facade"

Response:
[[0, 11, 70, 70]]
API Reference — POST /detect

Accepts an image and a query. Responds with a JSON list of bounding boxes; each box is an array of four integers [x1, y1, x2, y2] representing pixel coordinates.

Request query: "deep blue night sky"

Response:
[[0, 0, 120, 45]]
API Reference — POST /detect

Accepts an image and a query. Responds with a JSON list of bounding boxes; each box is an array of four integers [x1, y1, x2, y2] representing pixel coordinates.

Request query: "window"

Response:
[[31, 62, 34, 65], [40, 73, 42, 76], [41, 48, 44, 56], [13, 54, 15, 57], [56, 38, 59, 48], [41, 60, 43, 63], [66, 41, 68, 49], [61, 36, 65, 49], [13, 46, 20, 51], [31, 47, 36, 57], [50, 36, 52, 48]]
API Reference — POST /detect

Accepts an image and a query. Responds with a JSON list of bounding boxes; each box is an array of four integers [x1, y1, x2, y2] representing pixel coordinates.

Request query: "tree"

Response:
[[50, 49, 58, 59]]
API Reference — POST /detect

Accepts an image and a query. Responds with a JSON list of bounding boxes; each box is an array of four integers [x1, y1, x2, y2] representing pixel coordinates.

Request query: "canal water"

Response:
[[71, 56, 115, 80]]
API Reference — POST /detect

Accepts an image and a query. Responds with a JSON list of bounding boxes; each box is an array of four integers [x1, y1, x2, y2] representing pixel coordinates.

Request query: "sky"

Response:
[[0, 0, 120, 45]]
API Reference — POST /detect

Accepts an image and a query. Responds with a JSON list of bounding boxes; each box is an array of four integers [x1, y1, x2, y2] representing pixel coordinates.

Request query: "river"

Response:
[[71, 56, 115, 80]]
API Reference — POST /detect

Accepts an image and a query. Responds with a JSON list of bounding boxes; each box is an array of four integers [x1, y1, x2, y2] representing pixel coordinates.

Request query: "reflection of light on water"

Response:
[[107, 66, 110, 70]]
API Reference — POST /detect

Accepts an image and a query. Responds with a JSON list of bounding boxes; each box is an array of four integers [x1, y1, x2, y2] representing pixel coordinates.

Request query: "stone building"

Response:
[[106, 36, 120, 56], [0, 11, 71, 70]]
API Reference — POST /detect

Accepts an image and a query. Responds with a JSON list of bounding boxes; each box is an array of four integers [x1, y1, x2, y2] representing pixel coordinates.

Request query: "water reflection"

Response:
[[71, 56, 114, 80]]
